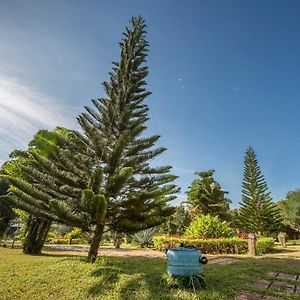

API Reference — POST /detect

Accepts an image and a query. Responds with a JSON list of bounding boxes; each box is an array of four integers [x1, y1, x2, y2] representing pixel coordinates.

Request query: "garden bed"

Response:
[[153, 236, 275, 255]]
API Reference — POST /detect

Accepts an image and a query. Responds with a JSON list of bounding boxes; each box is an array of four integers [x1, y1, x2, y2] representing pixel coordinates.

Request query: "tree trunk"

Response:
[[0, 216, 11, 239], [88, 223, 104, 263], [23, 216, 51, 255]]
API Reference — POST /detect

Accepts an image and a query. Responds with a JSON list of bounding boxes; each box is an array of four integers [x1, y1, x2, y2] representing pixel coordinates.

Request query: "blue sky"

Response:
[[0, 0, 300, 207]]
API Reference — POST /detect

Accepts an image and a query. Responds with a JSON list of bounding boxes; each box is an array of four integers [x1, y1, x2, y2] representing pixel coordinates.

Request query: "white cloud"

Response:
[[0, 75, 76, 162]]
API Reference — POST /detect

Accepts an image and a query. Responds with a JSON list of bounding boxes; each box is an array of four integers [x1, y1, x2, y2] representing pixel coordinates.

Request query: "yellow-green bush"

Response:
[[184, 215, 233, 238]]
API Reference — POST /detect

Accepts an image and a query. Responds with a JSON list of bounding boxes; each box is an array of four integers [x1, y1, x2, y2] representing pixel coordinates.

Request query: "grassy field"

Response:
[[0, 246, 299, 300]]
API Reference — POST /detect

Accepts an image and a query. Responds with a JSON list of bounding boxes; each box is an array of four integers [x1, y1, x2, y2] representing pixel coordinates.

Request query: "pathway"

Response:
[[236, 272, 300, 300]]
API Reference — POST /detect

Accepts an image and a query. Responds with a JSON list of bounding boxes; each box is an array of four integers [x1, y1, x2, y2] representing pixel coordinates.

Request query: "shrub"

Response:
[[256, 238, 275, 254], [132, 227, 157, 248], [153, 235, 275, 255], [289, 240, 300, 245], [184, 215, 233, 239]]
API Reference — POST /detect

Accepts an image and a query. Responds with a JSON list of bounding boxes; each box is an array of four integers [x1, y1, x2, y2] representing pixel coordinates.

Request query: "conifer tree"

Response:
[[1, 128, 92, 254], [186, 170, 231, 220], [238, 147, 282, 235], [2, 17, 178, 262], [1, 149, 53, 253], [77, 16, 178, 260]]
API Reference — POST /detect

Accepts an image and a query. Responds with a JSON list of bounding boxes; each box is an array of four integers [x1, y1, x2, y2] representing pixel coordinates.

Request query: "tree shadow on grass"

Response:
[[89, 266, 122, 295], [88, 257, 186, 300]]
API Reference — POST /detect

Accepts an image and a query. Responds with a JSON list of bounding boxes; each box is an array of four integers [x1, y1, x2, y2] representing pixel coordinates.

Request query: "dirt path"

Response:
[[45, 245, 241, 265], [44, 244, 166, 258]]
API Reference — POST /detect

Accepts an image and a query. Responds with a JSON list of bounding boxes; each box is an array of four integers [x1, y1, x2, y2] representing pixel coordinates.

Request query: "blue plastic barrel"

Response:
[[166, 247, 207, 277]]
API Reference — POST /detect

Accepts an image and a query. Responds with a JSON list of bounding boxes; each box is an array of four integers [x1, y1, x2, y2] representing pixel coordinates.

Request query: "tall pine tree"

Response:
[[3, 17, 178, 262], [186, 170, 231, 220], [238, 146, 282, 235], [77, 16, 178, 260]]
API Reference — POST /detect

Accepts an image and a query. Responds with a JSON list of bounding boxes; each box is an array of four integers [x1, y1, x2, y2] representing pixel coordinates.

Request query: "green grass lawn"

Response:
[[0, 246, 299, 300]]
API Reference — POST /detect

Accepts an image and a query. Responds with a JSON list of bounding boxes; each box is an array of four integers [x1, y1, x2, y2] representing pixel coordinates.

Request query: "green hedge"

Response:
[[288, 239, 300, 245], [48, 238, 89, 245], [153, 236, 275, 255]]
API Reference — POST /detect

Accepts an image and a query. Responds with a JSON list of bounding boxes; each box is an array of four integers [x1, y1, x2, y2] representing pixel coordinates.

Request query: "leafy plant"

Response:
[[162, 272, 205, 291], [184, 214, 233, 239], [132, 227, 158, 248]]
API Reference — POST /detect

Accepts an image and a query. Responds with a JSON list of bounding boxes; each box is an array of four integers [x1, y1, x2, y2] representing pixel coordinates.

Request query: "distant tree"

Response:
[[227, 208, 241, 231], [238, 147, 282, 235], [186, 170, 231, 220], [277, 189, 300, 231], [161, 204, 191, 235]]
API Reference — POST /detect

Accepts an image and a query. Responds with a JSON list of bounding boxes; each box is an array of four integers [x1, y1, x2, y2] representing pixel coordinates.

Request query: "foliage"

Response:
[[238, 147, 282, 235], [277, 189, 300, 231], [160, 204, 191, 235], [132, 227, 157, 248], [184, 214, 233, 239], [186, 170, 231, 220], [1, 17, 178, 261], [162, 272, 205, 291], [255, 238, 276, 254], [153, 236, 275, 255], [65, 227, 84, 240], [77, 16, 178, 236], [0, 127, 100, 255], [64, 227, 91, 244]]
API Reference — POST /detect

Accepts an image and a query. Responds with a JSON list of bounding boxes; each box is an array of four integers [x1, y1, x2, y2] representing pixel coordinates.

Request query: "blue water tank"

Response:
[[166, 247, 207, 277]]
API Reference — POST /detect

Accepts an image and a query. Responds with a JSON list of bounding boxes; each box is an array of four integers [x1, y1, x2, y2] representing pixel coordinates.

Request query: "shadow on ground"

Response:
[[88, 257, 186, 300]]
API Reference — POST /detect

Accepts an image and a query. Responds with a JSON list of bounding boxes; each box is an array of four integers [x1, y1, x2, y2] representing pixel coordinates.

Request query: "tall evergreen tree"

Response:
[[3, 17, 178, 262], [186, 170, 231, 220], [238, 146, 282, 235], [77, 16, 178, 260]]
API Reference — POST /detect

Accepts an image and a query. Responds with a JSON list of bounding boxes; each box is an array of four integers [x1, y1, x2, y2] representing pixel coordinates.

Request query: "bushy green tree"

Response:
[[186, 170, 231, 220], [238, 147, 282, 235], [160, 204, 191, 235], [2, 127, 92, 254], [277, 189, 300, 231], [184, 214, 233, 238]]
